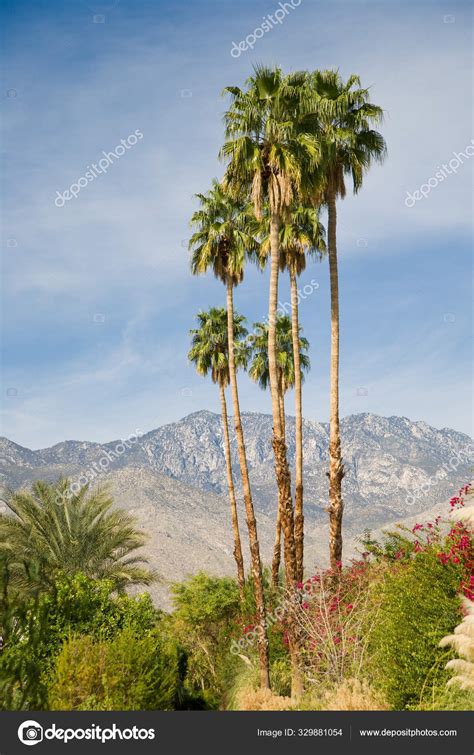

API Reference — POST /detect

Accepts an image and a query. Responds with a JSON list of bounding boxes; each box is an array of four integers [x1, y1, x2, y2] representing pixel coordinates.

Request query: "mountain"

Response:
[[2, 411, 470, 526], [0, 412, 471, 605]]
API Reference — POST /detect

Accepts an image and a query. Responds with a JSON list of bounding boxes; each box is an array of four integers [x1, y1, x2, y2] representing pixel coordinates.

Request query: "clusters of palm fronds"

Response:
[[0, 480, 154, 598], [187, 65, 386, 696]]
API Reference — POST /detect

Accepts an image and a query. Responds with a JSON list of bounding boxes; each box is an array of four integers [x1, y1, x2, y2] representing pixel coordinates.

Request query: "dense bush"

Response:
[[48, 628, 179, 710], [0, 571, 160, 710], [368, 544, 467, 709], [169, 573, 242, 707]]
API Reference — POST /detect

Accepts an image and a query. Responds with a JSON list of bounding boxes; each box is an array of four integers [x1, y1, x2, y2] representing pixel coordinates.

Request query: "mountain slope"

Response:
[[0, 411, 471, 607], [1, 411, 471, 531]]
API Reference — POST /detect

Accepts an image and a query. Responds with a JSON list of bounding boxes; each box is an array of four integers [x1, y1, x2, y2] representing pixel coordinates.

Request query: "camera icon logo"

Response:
[[18, 720, 44, 746]]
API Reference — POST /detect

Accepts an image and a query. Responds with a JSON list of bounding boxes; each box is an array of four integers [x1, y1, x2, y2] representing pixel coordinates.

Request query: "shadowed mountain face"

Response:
[[0, 412, 471, 606]]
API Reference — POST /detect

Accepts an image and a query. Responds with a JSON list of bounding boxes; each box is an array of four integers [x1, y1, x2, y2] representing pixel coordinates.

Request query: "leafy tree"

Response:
[[368, 544, 466, 708], [170, 573, 241, 705], [0, 570, 159, 710]]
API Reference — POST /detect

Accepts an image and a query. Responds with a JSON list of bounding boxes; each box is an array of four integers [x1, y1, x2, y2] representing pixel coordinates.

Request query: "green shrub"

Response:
[[42, 573, 159, 646], [368, 547, 464, 709], [0, 571, 160, 710], [48, 628, 179, 710], [169, 573, 241, 705]]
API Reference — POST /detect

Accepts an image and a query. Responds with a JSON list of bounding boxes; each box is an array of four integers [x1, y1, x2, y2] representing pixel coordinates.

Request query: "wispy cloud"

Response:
[[1, 0, 472, 446]]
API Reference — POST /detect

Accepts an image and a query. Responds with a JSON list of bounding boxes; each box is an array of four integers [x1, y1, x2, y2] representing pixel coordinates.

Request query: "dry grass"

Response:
[[323, 678, 388, 710], [440, 598, 474, 691], [236, 687, 292, 711]]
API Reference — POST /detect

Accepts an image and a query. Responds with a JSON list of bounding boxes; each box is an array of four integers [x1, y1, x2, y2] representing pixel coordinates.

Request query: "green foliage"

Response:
[[188, 307, 250, 387], [0, 571, 159, 710], [171, 572, 240, 625], [40, 573, 159, 650], [258, 202, 326, 276], [368, 546, 465, 709], [0, 480, 154, 594], [269, 657, 292, 697], [48, 628, 179, 710], [0, 566, 51, 710], [189, 179, 259, 286], [169, 573, 241, 706], [411, 683, 474, 712], [249, 316, 310, 392]]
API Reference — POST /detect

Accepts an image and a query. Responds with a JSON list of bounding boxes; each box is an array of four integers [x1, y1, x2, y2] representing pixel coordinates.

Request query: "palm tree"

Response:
[[0, 480, 154, 595], [260, 204, 326, 582], [189, 180, 271, 688], [310, 70, 386, 569], [248, 315, 310, 587], [221, 65, 319, 586], [221, 66, 320, 698], [188, 307, 248, 597]]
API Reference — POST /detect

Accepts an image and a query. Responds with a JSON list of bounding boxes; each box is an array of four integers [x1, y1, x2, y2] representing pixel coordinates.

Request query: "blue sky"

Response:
[[1, 0, 472, 448]]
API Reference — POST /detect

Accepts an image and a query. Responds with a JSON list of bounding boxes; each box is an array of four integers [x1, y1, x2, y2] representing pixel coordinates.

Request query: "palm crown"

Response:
[[310, 69, 387, 197], [249, 315, 310, 393], [189, 179, 258, 285], [0, 480, 154, 594], [258, 203, 327, 276], [221, 66, 321, 218], [188, 307, 250, 388]]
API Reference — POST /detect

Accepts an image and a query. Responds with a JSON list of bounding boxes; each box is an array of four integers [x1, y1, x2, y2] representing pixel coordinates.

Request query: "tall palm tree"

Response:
[[310, 70, 386, 569], [221, 66, 319, 698], [0, 480, 154, 595], [248, 315, 310, 587], [189, 180, 271, 689], [221, 65, 319, 580], [188, 307, 248, 597], [260, 204, 326, 582]]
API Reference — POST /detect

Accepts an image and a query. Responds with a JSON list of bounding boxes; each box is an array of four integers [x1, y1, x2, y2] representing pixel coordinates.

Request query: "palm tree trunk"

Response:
[[219, 383, 245, 599], [268, 213, 303, 699], [271, 387, 286, 588], [226, 281, 270, 689], [290, 270, 304, 584], [327, 186, 345, 570]]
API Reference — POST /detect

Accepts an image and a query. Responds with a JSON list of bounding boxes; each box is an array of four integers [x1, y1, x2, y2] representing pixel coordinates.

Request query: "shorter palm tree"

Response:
[[189, 179, 271, 688], [258, 204, 326, 582], [248, 316, 310, 586], [188, 307, 249, 597], [0, 480, 154, 594]]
